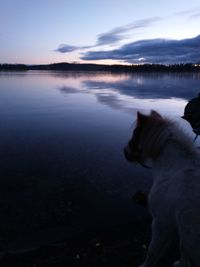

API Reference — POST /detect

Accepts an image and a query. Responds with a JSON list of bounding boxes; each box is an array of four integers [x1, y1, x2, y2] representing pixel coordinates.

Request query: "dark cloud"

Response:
[[81, 35, 200, 64], [55, 44, 79, 53], [96, 17, 161, 46], [55, 43, 92, 53], [96, 32, 123, 46], [55, 17, 161, 53]]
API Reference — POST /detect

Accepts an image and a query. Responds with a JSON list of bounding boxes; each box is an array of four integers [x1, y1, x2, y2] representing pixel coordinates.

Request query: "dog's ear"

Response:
[[150, 110, 162, 119], [181, 114, 190, 121], [137, 111, 148, 125]]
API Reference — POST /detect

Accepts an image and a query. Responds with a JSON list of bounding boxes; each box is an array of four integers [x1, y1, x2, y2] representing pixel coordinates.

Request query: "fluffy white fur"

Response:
[[126, 111, 200, 267]]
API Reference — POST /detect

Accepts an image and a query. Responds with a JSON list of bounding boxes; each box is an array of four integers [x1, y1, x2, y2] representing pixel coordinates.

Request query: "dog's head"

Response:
[[124, 110, 162, 164]]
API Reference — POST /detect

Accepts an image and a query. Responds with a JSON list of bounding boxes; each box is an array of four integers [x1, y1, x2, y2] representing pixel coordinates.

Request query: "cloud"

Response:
[[81, 35, 200, 64], [174, 6, 200, 16], [55, 16, 161, 53], [55, 44, 79, 53], [174, 6, 200, 20], [55, 14, 200, 64], [190, 12, 200, 19], [55, 43, 93, 53], [96, 17, 161, 46]]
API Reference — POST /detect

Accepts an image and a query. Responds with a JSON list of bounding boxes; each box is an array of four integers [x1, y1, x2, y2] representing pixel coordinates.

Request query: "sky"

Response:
[[1, 0, 200, 65]]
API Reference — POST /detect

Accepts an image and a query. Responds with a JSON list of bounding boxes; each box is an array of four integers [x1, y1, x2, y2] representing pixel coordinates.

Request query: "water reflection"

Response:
[[57, 72, 200, 98], [83, 75, 198, 100], [58, 72, 200, 116]]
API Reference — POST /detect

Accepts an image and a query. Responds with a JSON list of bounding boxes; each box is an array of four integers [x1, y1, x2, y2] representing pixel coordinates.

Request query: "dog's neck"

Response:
[[151, 139, 200, 187], [139, 121, 173, 161], [139, 119, 197, 167]]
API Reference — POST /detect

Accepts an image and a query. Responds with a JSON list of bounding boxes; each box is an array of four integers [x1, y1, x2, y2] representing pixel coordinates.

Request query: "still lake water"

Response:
[[0, 71, 199, 250]]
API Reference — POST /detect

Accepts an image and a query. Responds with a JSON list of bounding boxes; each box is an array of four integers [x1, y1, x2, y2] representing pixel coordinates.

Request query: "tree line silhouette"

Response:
[[0, 62, 200, 72]]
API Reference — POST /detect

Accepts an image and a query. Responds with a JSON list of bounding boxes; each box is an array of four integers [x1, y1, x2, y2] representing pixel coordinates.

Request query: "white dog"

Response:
[[124, 110, 200, 267]]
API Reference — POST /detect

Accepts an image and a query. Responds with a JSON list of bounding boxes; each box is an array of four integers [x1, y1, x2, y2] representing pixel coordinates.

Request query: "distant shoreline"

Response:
[[0, 62, 200, 72]]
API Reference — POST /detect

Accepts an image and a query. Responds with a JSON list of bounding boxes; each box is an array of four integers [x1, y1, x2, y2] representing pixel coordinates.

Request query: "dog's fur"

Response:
[[124, 110, 200, 267]]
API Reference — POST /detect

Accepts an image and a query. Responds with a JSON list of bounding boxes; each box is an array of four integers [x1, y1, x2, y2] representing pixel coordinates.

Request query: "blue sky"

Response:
[[1, 0, 200, 64]]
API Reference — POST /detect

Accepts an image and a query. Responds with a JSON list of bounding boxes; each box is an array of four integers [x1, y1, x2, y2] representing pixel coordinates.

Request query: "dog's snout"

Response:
[[124, 145, 134, 162]]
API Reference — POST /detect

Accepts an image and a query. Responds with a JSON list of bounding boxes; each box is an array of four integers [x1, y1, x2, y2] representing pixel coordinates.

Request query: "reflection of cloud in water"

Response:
[[95, 93, 137, 114], [59, 85, 140, 115], [58, 73, 200, 116], [59, 86, 80, 94], [83, 73, 200, 100]]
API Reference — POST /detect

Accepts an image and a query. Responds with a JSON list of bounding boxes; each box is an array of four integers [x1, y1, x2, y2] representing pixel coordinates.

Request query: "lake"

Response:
[[0, 70, 199, 251]]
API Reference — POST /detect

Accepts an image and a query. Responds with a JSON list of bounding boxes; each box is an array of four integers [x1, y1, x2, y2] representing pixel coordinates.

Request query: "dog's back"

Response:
[[149, 122, 200, 266], [124, 111, 200, 266]]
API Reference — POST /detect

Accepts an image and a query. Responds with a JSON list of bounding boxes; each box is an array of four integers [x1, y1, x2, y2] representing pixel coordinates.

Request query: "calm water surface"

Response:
[[0, 71, 199, 250]]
